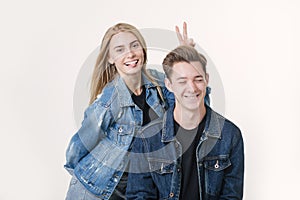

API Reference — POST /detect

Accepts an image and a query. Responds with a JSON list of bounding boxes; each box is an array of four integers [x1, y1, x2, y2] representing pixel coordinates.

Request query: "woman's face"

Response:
[[108, 32, 144, 77]]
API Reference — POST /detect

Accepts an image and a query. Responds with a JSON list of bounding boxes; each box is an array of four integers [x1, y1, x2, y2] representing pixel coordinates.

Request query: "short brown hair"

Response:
[[162, 45, 207, 78]]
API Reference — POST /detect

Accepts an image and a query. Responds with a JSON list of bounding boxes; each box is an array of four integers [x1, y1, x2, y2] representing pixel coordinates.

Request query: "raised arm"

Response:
[[175, 22, 196, 47], [176, 22, 212, 106]]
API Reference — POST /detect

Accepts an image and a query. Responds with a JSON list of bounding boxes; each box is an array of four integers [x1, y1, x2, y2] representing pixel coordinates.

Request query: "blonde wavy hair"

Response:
[[89, 23, 164, 105]]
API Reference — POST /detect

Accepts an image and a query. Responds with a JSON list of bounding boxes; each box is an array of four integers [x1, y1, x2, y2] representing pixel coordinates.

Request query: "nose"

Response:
[[187, 81, 197, 92], [126, 47, 136, 58]]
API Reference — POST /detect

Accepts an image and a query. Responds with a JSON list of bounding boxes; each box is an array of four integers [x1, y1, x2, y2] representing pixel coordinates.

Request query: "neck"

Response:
[[173, 104, 206, 130], [122, 73, 143, 95]]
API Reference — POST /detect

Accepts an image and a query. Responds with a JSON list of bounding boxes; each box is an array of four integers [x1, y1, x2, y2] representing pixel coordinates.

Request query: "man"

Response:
[[126, 45, 244, 199]]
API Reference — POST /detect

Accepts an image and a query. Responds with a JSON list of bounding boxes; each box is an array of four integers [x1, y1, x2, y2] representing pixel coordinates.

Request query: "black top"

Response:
[[174, 115, 206, 200], [131, 86, 158, 125]]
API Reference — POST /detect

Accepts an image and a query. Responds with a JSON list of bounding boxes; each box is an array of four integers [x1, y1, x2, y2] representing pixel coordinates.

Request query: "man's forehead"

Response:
[[172, 61, 205, 76]]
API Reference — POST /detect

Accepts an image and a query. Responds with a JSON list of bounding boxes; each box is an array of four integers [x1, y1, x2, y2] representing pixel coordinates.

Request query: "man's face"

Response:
[[165, 61, 209, 111]]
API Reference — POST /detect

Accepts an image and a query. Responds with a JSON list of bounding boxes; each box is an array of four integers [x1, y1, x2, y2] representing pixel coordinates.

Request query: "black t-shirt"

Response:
[[174, 115, 206, 200], [131, 86, 158, 125]]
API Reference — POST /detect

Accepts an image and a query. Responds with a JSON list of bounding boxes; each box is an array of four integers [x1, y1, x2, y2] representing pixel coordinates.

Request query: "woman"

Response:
[[64, 22, 197, 200]]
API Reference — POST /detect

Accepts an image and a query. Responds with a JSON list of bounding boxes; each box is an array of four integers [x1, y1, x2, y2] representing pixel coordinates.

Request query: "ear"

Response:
[[165, 78, 173, 92], [108, 57, 114, 65], [205, 73, 209, 85]]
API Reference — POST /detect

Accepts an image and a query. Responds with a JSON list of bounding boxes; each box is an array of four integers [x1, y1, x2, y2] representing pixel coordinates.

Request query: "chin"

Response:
[[184, 104, 200, 111], [126, 66, 142, 73]]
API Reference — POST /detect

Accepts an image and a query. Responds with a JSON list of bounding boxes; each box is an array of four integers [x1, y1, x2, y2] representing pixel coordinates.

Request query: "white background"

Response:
[[0, 0, 299, 199]]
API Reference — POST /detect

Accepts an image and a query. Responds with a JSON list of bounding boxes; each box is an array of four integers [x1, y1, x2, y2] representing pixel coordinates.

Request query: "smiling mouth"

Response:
[[124, 60, 139, 67], [184, 94, 200, 98]]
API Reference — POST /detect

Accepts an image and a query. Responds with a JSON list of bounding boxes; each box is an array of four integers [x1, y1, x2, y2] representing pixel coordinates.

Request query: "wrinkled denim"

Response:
[[64, 70, 173, 199], [126, 104, 244, 200]]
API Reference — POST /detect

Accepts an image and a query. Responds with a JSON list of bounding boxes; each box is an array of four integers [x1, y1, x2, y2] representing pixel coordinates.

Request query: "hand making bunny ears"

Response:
[[175, 22, 196, 47]]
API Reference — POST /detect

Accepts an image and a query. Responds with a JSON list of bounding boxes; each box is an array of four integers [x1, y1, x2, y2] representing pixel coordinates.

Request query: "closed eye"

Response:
[[195, 79, 203, 82], [177, 81, 186, 84]]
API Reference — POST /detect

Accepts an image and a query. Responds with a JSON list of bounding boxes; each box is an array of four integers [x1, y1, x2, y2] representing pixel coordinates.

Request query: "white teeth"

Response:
[[125, 60, 138, 65]]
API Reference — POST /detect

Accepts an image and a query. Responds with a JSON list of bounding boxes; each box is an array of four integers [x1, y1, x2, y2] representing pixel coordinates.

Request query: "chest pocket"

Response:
[[203, 155, 231, 171], [148, 158, 176, 199], [203, 155, 231, 196], [108, 124, 133, 145]]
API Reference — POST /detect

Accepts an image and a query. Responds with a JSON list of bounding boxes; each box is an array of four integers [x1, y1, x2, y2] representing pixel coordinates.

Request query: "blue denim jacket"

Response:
[[126, 104, 244, 200], [64, 70, 173, 199]]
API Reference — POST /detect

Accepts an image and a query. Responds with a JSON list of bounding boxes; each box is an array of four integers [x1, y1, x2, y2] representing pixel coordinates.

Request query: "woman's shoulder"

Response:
[[146, 68, 166, 86], [86, 86, 117, 122], [92, 81, 118, 108], [147, 68, 165, 79]]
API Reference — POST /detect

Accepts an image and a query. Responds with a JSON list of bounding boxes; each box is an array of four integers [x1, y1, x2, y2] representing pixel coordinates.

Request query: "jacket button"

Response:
[[214, 160, 219, 169], [169, 192, 174, 198]]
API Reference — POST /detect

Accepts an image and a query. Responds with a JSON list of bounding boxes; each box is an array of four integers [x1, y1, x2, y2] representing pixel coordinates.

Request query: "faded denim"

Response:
[[64, 70, 173, 199]]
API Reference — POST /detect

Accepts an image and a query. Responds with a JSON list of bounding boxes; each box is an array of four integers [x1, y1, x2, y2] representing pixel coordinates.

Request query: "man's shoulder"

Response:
[[208, 107, 242, 137]]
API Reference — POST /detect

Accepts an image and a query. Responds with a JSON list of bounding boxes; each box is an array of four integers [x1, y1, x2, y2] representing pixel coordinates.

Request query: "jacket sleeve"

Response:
[[64, 103, 109, 175], [162, 85, 175, 106], [147, 68, 175, 106], [219, 129, 244, 199]]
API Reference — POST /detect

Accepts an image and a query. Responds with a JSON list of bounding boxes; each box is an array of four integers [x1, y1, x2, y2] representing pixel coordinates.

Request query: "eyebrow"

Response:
[[175, 75, 204, 81], [113, 40, 139, 50]]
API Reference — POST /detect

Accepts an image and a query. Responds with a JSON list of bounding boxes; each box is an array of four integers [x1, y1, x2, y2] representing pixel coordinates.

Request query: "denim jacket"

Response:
[[64, 69, 173, 199], [126, 104, 244, 200]]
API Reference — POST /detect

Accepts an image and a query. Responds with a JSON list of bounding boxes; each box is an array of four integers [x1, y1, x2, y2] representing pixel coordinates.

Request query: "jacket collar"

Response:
[[108, 72, 157, 107], [161, 104, 223, 142]]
